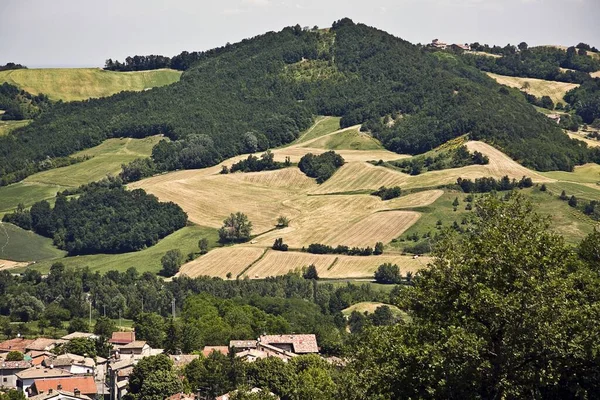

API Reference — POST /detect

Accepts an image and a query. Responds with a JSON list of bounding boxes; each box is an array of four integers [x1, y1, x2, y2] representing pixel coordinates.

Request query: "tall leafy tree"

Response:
[[347, 194, 600, 399]]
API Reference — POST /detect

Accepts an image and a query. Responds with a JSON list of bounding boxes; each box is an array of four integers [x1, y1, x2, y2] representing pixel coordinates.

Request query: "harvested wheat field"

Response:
[[0, 259, 30, 270], [132, 168, 314, 233], [312, 141, 552, 194], [244, 250, 337, 279], [244, 250, 430, 279], [486, 72, 578, 105], [252, 196, 421, 248], [179, 247, 265, 279], [567, 132, 600, 148], [321, 254, 431, 279]]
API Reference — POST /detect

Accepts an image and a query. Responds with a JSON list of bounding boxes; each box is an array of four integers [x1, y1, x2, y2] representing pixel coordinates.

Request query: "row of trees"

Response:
[[305, 242, 384, 256], [226, 150, 289, 173], [456, 175, 533, 193], [371, 185, 401, 200], [2, 184, 187, 255]]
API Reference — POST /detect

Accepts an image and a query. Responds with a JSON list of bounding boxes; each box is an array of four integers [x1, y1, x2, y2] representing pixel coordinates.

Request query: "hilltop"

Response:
[[0, 19, 595, 189], [0, 67, 181, 102]]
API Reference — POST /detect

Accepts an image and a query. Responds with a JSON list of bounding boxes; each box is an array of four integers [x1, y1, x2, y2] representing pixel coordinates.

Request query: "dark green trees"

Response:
[[218, 212, 253, 243], [272, 238, 289, 251], [371, 186, 401, 200], [303, 264, 319, 280], [160, 249, 184, 277], [298, 152, 345, 183], [127, 354, 182, 400], [348, 195, 600, 399], [374, 263, 401, 284]]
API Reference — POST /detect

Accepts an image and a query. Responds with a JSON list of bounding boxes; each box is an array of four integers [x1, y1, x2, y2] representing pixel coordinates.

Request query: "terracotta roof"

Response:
[[61, 332, 98, 341], [258, 334, 319, 354], [26, 338, 65, 351], [109, 332, 135, 344], [16, 366, 73, 379], [33, 376, 97, 395], [120, 340, 147, 349], [229, 340, 257, 349], [27, 351, 54, 359], [202, 346, 229, 357], [29, 390, 92, 400], [0, 360, 32, 370], [169, 354, 199, 368], [0, 338, 35, 353], [117, 367, 134, 377]]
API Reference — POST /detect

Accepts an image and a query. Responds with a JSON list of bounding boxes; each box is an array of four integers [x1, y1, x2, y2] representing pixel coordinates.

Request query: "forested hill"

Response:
[[0, 19, 594, 186]]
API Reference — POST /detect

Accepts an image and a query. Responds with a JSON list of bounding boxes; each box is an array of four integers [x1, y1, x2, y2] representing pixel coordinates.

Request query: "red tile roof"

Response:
[[202, 346, 229, 357], [0, 338, 35, 353], [109, 332, 135, 344], [0, 360, 32, 369], [33, 376, 97, 395], [259, 334, 319, 354]]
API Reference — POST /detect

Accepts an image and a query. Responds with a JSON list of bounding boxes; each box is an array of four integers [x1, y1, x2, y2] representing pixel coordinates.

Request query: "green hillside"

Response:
[[0, 19, 593, 189], [0, 68, 181, 102]]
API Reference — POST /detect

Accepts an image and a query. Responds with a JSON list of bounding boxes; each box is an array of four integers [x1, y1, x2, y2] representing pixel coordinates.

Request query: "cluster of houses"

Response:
[[0, 331, 320, 400], [430, 39, 471, 51]]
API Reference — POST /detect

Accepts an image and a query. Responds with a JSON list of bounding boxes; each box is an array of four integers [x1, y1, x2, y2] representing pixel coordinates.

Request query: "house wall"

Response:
[[0, 368, 23, 388]]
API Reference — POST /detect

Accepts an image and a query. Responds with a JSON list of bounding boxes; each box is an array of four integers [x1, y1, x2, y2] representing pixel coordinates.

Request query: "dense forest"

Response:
[[2, 183, 187, 255], [0, 82, 52, 120], [3, 195, 600, 398], [0, 19, 597, 188]]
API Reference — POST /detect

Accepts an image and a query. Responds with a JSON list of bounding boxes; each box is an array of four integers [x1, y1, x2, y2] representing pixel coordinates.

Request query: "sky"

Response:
[[1, 0, 599, 68]]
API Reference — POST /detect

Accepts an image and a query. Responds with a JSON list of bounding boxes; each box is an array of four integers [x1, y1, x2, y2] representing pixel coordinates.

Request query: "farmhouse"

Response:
[[118, 341, 150, 356], [450, 43, 471, 51], [431, 39, 447, 49]]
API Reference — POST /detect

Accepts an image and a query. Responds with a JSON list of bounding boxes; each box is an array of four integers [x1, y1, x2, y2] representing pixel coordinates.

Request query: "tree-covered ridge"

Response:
[[2, 184, 187, 255], [0, 82, 51, 120], [0, 19, 596, 187], [462, 45, 600, 83]]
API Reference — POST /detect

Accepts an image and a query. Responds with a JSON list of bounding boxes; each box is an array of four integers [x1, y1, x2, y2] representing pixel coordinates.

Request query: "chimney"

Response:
[[74, 388, 81, 397], [48, 389, 53, 394], [57, 384, 62, 390]]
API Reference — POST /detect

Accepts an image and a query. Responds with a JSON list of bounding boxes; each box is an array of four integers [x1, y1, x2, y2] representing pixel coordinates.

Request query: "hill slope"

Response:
[[0, 19, 594, 188], [0, 68, 181, 102]]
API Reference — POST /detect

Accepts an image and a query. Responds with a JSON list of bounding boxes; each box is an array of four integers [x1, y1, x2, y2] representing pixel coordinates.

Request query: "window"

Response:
[[3, 377, 7, 382]]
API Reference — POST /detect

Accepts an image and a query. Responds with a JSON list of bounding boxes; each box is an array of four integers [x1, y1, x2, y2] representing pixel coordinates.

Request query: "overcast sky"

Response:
[[1, 0, 598, 68]]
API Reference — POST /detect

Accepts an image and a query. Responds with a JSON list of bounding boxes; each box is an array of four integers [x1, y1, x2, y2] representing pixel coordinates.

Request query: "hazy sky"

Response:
[[1, 0, 598, 68]]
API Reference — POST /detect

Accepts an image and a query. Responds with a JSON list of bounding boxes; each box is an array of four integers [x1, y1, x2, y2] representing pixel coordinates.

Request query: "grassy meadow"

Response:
[[0, 222, 66, 262], [0, 68, 181, 102], [15, 224, 219, 274], [487, 72, 578, 105], [0, 119, 31, 136]]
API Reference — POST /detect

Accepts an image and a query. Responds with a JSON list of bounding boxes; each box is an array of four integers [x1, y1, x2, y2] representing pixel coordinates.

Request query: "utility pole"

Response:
[[103, 304, 106, 317], [171, 298, 176, 319]]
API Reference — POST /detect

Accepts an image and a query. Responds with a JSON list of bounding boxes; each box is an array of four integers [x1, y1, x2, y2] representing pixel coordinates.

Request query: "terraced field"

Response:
[[237, 249, 430, 280], [487, 72, 578, 104], [0, 68, 182, 102]]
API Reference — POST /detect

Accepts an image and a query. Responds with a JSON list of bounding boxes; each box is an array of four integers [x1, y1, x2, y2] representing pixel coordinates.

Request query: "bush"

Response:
[[374, 263, 401, 284], [371, 186, 401, 200], [272, 238, 289, 251], [298, 151, 345, 183]]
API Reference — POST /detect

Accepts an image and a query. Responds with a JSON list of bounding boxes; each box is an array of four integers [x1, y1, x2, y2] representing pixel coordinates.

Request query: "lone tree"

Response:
[[160, 249, 183, 277], [218, 212, 252, 243], [374, 263, 401, 284], [374, 242, 384, 255], [276, 216, 290, 228], [303, 264, 319, 280], [198, 238, 209, 254], [272, 238, 289, 251], [568, 195, 578, 208]]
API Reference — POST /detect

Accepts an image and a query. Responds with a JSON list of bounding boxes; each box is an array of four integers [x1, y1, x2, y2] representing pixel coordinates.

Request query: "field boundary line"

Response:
[[237, 248, 269, 279]]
